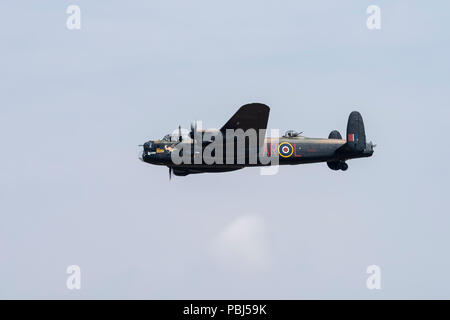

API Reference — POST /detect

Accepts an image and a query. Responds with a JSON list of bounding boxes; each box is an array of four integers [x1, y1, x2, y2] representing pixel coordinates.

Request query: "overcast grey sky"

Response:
[[1, 1, 450, 299]]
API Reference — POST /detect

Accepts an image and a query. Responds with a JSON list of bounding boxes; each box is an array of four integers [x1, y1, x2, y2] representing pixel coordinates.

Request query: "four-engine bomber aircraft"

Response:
[[140, 103, 375, 178]]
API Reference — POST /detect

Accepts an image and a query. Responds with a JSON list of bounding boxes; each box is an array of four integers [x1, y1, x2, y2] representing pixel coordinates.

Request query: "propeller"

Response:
[[178, 125, 182, 142], [169, 167, 172, 180], [190, 121, 199, 140]]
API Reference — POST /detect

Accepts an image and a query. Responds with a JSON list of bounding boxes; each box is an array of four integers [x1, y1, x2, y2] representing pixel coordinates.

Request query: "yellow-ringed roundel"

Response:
[[278, 142, 294, 158]]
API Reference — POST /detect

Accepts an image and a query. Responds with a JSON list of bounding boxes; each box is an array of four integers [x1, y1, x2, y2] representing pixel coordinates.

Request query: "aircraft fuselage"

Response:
[[141, 136, 374, 175], [139, 104, 375, 176]]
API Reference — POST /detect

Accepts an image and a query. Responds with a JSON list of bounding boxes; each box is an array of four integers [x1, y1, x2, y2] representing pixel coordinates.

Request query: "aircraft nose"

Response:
[[140, 141, 155, 161], [138, 143, 145, 160], [143, 141, 153, 153]]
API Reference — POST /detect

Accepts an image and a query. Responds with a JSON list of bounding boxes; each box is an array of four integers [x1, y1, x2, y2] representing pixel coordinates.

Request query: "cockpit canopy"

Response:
[[161, 134, 172, 141]]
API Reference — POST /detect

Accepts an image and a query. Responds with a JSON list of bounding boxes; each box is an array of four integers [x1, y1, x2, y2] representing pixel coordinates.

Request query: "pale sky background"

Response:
[[1, 1, 450, 299]]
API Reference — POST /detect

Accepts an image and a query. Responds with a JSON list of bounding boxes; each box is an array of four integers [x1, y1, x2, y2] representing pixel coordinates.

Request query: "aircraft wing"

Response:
[[220, 103, 270, 132]]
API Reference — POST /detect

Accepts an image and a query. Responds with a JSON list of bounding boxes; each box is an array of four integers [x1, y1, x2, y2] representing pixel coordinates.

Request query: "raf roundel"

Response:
[[278, 142, 294, 158]]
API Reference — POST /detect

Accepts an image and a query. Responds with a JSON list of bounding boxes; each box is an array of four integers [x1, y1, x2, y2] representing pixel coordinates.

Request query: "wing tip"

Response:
[[239, 102, 270, 112]]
